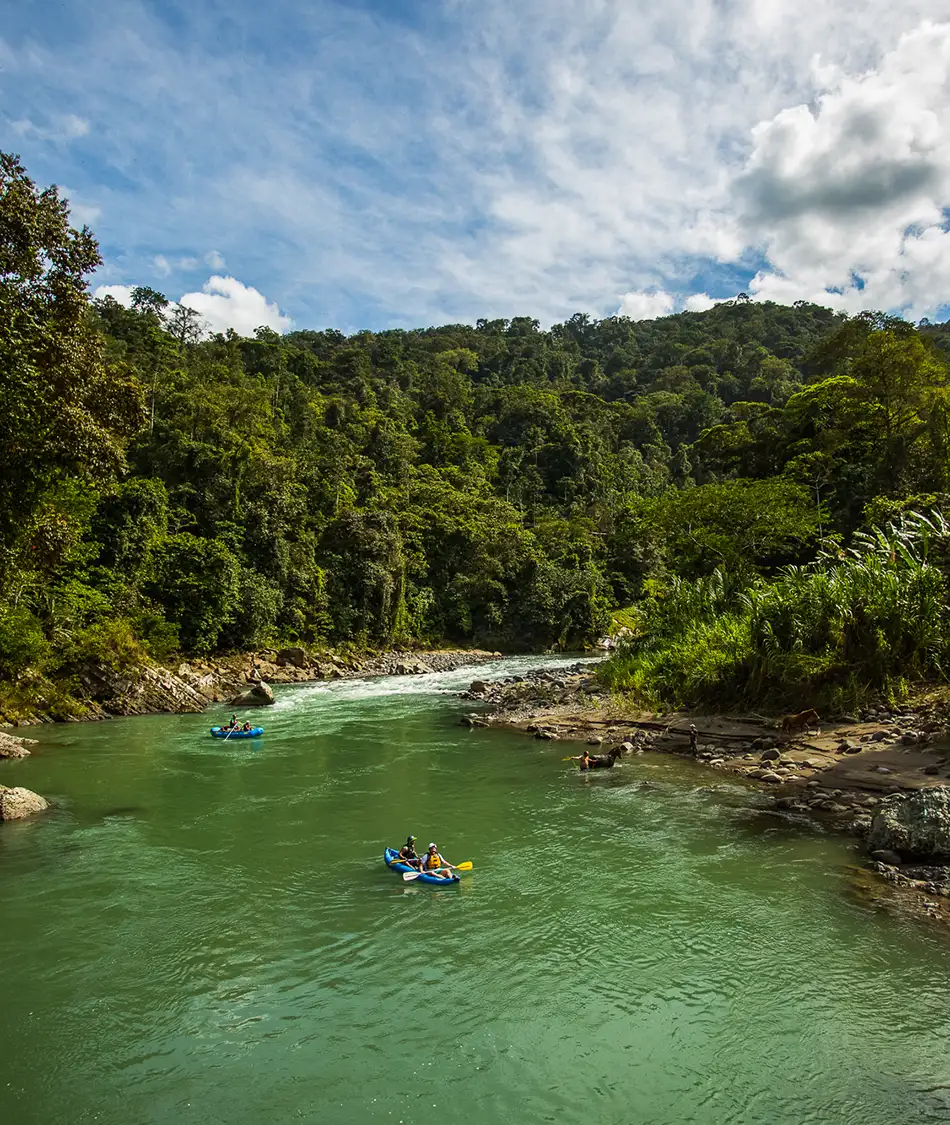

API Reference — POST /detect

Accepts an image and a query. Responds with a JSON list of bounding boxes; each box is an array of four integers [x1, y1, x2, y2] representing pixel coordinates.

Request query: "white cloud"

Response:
[[683, 293, 719, 312], [618, 289, 675, 319], [93, 284, 135, 306], [178, 275, 292, 335], [11, 113, 89, 142], [152, 254, 172, 277], [734, 21, 950, 319], [205, 250, 225, 269]]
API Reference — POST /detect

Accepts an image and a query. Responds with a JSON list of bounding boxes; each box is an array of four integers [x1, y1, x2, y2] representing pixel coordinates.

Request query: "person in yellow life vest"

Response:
[[422, 843, 456, 879]]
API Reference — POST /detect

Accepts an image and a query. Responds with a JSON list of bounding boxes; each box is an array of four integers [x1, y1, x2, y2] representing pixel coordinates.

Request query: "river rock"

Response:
[[760, 748, 781, 762], [231, 681, 276, 707], [867, 786, 950, 862], [871, 849, 903, 866], [0, 731, 37, 759], [394, 661, 431, 675], [0, 785, 49, 820], [275, 647, 310, 668], [469, 680, 489, 695], [759, 771, 783, 783]]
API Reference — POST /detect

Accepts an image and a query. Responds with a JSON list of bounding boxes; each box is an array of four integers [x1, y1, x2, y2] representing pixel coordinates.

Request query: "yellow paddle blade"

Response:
[[455, 861, 473, 871]]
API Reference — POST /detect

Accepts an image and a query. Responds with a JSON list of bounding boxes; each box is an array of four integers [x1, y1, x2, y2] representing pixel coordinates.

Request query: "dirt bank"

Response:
[[460, 665, 950, 932]]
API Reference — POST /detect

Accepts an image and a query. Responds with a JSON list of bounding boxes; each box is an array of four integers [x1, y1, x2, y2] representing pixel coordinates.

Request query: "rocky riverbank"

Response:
[[460, 664, 950, 931], [1, 647, 502, 727]]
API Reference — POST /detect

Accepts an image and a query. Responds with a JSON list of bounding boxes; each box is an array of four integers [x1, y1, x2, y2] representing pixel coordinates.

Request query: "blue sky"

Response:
[[4, 0, 950, 334]]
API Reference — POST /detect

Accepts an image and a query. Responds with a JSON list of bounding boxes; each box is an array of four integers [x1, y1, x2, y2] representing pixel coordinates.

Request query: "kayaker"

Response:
[[227, 713, 239, 731], [422, 843, 455, 879], [242, 721, 252, 732], [397, 836, 421, 869]]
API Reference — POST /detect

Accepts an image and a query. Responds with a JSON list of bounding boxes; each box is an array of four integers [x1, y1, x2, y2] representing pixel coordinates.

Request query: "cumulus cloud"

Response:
[[684, 293, 719, 312], [618, 290, 675, 319], [93, 276, 290, 336], [205, 250, 226, 269], [93, 284, 135, 306], [178, 275, 292, 335], [738, 21, 950, 318]]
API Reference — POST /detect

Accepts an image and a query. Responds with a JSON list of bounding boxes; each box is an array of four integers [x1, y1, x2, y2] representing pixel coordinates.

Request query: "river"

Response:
[[2, 654, 950, 1125]]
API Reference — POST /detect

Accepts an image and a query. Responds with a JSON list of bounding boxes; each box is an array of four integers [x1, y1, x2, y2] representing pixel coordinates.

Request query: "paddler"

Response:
[[421, 842, 456, 879], [397, 835, 421, 869]]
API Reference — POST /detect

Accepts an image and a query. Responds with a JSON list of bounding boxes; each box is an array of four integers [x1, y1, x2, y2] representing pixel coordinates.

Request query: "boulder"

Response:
[[0, 731, 37, 759], [230, 681, 276, 707], [0, 785, 49, 820], [275, 647, 310, 669], [760, 748, 781, 762], [867, 786, 950, 862], [871, 849, 903, 866], [469, 681, 489, 694]]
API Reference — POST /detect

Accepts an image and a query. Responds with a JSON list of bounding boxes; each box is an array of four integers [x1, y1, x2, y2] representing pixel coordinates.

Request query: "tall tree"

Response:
[[0, 151, 143, 587]]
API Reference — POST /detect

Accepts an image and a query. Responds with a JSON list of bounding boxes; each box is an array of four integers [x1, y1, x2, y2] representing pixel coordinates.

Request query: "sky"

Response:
[[5, 0, 950, 335]]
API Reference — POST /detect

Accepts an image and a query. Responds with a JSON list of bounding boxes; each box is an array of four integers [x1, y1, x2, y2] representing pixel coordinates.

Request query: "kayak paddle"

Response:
[[402, 861, 473, 882]]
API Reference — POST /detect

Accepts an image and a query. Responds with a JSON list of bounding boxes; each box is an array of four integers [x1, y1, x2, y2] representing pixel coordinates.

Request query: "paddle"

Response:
[[402, 861, 472, 882]]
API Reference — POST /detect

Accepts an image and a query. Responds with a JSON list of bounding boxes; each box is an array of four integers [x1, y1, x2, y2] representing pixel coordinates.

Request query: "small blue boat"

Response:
[[384, 847, 460, 885], [210, 726, 264, 739]]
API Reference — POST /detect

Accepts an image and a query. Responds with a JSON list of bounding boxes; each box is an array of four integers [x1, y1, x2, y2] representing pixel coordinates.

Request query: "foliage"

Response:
[[6, 152, 950, 713], [599, 512, 950, 710]]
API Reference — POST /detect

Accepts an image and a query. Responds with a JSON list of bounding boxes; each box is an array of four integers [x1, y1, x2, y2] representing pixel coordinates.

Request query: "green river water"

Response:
[[2, 655, 950, 1125]]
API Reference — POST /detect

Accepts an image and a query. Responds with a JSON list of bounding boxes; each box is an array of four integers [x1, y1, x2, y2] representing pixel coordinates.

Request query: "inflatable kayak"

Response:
[[210, 726, 264, 739], [384, 847, 460, 885]]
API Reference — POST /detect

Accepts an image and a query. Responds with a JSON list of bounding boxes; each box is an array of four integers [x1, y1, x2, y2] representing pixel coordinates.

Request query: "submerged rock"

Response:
[[867, 786, 950, 862], [0, 732, 37, 759], [0, 785, 49, 820]]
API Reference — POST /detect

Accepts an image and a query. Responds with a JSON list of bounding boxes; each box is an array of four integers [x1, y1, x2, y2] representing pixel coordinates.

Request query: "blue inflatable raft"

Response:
[[210, 726, 264, 739], [384, 847, 460, 885]]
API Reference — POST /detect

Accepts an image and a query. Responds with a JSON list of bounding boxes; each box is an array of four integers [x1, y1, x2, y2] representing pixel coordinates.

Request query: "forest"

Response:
[[5, 151, 950, 715]]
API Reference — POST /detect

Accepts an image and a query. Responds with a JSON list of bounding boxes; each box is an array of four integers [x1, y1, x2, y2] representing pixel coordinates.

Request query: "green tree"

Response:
[[0, 151, 143, 585]]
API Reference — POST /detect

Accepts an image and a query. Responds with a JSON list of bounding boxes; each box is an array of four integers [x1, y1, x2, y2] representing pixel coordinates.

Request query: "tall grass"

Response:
[[598, 510, 950, 711]]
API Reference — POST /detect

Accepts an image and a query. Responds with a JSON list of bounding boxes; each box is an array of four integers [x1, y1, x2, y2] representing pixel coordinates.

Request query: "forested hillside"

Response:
[[5, 153, 950, 713]]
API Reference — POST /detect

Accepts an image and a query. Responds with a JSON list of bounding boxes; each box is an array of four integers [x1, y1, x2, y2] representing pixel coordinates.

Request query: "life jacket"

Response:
[[424, 852, 444, 870], [399, 847, 417, 861]]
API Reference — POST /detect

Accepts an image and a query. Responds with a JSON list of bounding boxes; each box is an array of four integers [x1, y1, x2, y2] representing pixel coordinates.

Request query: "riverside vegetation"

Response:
[[6, 150, 950, 720]]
